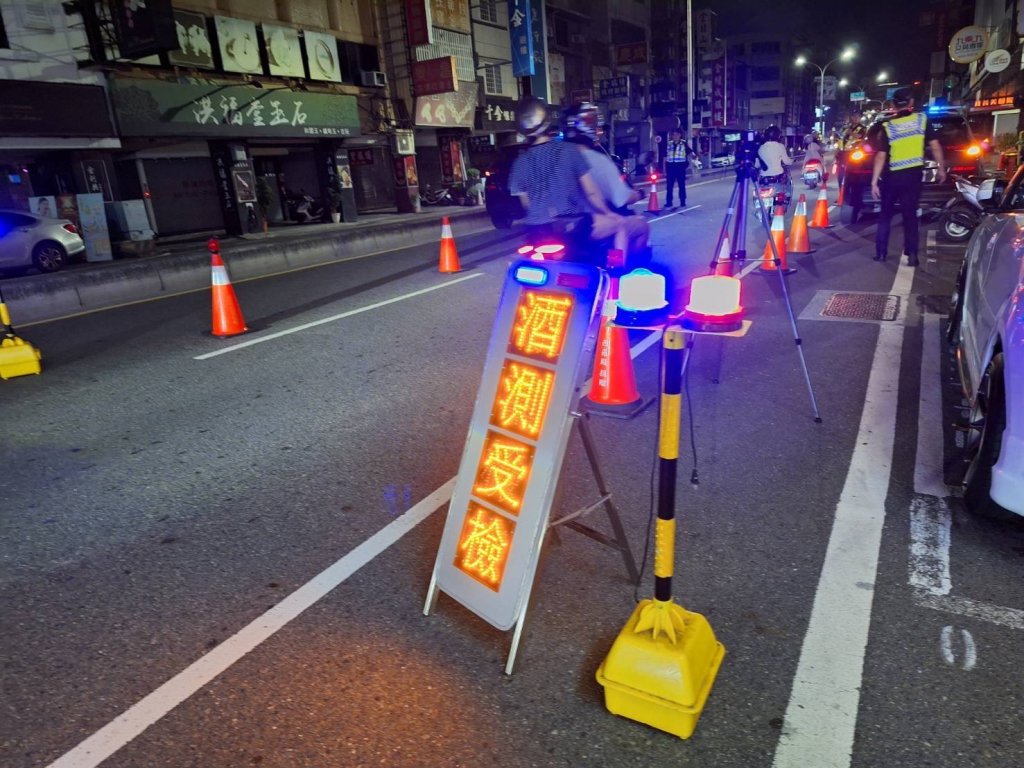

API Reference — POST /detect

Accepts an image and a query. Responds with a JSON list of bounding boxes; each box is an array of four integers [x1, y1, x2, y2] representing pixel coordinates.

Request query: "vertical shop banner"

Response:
[[439, 137, 465, 185], [529, 0, 548, 102], [711, 58, 725, 126], [509, 0, 534, 77], [76, 193, 113, 262], [404, 0, 433, 47]]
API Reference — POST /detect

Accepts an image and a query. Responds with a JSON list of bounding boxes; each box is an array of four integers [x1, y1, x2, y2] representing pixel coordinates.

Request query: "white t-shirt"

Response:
[[804, 141, 823, 164], [582, 148, 633, 209], [758, 141, 793, 176]]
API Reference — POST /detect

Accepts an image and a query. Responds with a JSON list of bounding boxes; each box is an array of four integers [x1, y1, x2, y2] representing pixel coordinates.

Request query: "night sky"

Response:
[[694, 0, 949, 87]]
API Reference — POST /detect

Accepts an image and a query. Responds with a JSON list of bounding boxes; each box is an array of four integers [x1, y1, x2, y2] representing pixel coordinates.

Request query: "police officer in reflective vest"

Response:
[[870, 87, 945, 266]]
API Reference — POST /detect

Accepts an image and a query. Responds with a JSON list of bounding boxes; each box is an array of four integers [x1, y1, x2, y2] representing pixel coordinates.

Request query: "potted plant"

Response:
[[255, 177, 274, 233], [327, 178, 344, 224], [465, 168, 484, 206]]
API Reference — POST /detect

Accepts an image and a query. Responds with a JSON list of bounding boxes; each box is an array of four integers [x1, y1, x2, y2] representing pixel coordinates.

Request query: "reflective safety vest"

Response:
[[884, 112, 927, 171]]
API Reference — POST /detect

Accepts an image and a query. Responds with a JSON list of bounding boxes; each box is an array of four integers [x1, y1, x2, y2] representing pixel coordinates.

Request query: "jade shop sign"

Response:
[[110, 78, 361, 138]]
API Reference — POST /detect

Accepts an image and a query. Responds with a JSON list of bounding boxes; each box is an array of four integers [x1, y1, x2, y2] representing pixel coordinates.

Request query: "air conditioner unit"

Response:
[[361, 70, 386, 87]]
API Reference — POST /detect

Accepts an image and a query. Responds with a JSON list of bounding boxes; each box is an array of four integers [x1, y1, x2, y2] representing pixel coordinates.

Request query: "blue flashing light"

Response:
[[514, 265, 549, 286]]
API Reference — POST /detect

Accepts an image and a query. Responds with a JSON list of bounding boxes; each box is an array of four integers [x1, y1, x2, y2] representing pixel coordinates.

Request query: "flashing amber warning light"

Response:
[[426, 259, 605, 632], [683, 275, 743, 332], [966, 143, 982, 157]]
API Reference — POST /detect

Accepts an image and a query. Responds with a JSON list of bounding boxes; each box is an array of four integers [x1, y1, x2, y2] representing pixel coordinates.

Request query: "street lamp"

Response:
[[795, 46, 856, 136]]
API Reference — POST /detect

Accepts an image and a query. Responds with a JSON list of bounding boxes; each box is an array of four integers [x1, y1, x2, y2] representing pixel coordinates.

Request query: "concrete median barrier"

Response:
[[4, 209, 496, 326]]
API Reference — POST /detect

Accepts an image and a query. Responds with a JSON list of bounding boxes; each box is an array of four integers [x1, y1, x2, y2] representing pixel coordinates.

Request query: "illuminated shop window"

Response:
[[509, 290, 574, 360], [473, 431, 535, 514], [455, 504, 515, 590], [491, 361, 555, 439]]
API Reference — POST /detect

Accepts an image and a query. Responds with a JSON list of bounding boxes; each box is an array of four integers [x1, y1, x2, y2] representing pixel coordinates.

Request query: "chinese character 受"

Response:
[[474, 435, 533, 513]]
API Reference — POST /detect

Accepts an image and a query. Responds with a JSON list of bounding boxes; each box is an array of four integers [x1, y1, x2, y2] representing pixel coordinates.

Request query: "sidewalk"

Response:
[[2, 205, 496, 326]]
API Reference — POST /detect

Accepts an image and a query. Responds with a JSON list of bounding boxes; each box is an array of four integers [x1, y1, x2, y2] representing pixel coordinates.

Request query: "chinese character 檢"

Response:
[[456, 505, 514, 590]]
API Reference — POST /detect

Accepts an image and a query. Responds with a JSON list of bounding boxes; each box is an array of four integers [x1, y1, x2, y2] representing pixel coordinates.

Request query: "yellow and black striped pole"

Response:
[[596, 325, 725, 739]]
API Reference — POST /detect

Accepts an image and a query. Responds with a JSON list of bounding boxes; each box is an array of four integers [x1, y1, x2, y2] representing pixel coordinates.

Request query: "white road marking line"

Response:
[[916, 592, 1024, 630], [773, 263, 915, 768], [909, 497, 952, 596], [962, 628, 977, 670], [195, 273, 484, 360], [51, 328, 663, 768], [649, 204, 702, 222], [915, 314, 949, 496], [45, 478, 457, 768], [940, 625, 956, 664]]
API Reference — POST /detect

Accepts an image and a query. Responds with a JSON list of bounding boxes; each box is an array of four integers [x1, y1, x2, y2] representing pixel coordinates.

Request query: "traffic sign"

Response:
[[850, 91, 866, 102], [427, 259, 605, 631]]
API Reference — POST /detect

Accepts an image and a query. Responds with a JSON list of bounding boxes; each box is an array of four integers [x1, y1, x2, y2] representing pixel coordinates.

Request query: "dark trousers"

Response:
[[665, 162, 687, 206], [876, 170, 922, 258]]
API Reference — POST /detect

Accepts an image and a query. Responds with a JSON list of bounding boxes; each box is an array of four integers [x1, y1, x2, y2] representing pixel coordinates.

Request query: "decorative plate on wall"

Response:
[[304, 31, 341, 83], [216, 16, 262, 75]]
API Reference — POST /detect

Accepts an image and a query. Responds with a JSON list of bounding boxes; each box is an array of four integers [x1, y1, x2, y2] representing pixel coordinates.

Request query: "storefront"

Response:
[[108, 76, 361, 236], [0, 79, 120, 217], [413, 87, 478, 193], [470, 96, 519, 173]]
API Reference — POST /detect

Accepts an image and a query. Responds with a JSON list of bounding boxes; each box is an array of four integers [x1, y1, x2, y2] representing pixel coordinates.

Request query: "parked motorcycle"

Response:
[[286, 191, 325, 224], [802, 158, 824, 189], [938, 174, 984, 243]]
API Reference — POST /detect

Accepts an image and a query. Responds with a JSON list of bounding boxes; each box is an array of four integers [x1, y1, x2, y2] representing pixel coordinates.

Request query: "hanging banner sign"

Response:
[[509, 0, 534, 77], [428, 259, 605, 630], [404, 0, 433, 47]]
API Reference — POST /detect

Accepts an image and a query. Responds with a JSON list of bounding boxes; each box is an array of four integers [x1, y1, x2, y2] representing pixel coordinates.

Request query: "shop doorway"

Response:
[[347, 146, 394, 212]]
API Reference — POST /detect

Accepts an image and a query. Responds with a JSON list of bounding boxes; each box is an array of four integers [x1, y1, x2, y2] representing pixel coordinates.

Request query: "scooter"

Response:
[[286, 191, 325, 223], [938, 174, 984, 243], [802, 158, 824, 189], [752, 175, 792, 224]]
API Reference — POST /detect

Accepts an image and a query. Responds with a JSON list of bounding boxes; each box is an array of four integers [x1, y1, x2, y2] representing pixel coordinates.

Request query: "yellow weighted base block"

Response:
[[596, 599, 725, 739], [0, 337, 42, 380]]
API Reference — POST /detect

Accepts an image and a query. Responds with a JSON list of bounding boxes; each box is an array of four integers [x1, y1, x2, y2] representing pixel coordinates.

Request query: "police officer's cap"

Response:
[[892, 87, 914, 107]]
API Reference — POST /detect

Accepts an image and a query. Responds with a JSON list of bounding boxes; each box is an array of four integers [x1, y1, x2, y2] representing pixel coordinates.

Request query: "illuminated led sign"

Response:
[[428, 260, 605, 630]]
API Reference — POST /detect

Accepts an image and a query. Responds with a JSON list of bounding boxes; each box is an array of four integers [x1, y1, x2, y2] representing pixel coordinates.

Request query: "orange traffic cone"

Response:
[[760, 206, 795, 274], [809, 187, 833, 229], [788, 194, 815, 254], [584, 278, 643, 414], [836, 179, 845, 206], [209, 238, 247, 338], [713, 232, 733, 276], [646, 174, 660, 213], [438, 216, 461, 273]]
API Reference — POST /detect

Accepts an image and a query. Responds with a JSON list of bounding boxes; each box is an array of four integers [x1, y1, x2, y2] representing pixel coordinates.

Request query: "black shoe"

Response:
[[873, 254, 887, 262], [907, 255, 920, 267]]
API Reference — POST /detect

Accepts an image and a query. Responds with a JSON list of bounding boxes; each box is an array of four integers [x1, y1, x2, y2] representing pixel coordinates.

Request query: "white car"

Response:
[[951, 164, 1024, 518], [710, 151, 734, 168], [0, 209, 85, 274]]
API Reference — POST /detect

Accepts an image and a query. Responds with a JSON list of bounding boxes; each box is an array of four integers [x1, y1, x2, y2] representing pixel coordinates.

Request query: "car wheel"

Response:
[[963, 354, 1014, 520], [32, 241, 67, 273], [840, 203, 859, 225]]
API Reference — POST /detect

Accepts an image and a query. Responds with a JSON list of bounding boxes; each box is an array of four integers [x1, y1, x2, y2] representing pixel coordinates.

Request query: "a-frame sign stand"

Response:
[[423, 259, 638, 674]]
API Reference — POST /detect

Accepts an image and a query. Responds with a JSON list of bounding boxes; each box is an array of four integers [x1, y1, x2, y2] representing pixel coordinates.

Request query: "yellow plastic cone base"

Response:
[[596, 599, 725, 739], [0, 336, 42, 379]]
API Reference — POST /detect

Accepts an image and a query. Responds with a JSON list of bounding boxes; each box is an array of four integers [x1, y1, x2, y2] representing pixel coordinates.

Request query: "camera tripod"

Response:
[[704, 144, 822, 423]]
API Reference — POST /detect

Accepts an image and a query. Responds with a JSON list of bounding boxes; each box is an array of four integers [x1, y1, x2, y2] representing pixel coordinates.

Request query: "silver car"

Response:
[[0, 209, 86, 274], [950, 164, 1024, 519]]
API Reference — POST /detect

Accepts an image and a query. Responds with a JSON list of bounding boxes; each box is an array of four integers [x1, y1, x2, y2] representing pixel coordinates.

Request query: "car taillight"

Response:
[[62, 223, 78, 234], [950, 166, 975, 174], [850, 149, 866, 162]]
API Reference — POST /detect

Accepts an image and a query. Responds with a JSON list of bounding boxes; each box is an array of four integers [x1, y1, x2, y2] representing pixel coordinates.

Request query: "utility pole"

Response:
[[686, 0, 697, 175]]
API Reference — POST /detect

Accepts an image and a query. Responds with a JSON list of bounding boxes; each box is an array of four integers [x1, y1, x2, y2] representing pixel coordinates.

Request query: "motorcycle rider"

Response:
[[756, 125, 794, 210], [508, 96, 626, 264], [561, 102, 650, 264], [803, 132, 824, 171]]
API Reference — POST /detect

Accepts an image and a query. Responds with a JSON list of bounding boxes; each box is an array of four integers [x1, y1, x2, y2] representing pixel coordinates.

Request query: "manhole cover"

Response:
[[820, 293, 900, 321]]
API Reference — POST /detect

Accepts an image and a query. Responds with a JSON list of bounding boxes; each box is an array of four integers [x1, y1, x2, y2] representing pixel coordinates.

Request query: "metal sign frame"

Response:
[[425, 259, 606, 651]]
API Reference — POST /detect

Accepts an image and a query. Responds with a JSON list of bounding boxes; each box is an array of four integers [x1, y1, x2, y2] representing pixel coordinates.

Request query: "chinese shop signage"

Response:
[[404, 0, 433, 46], [948, 25, 989, 64], [429, 0, 470, 34], [477, 98, 517, 131], [109, 77, 360, 139], [508, 0, 533, 77], [429, 260, 605, 630], [615, 42, 647, 66], [412, 56, 458, 96], [415, 85, 478, 128]]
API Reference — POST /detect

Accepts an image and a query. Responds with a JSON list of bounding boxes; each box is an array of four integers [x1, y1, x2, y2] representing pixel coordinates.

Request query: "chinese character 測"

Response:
[[492, 361, 554, 439]]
